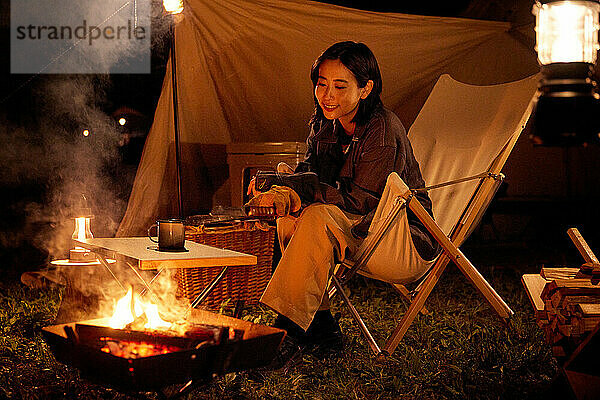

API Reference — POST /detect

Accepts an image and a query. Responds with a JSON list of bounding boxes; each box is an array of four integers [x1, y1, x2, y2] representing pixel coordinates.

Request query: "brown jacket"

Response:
[[256, 107, 441, 260]]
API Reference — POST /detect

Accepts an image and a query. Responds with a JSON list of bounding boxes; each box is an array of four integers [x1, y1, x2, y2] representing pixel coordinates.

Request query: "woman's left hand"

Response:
[[247, 177, 258, 198], [276, 162, 294, 174]]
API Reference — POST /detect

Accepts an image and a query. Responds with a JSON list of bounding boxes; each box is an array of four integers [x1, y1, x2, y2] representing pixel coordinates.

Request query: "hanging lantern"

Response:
[[163, 0, 184, 15], [533, 0, 600, 65], [531, 0, 600, 145]]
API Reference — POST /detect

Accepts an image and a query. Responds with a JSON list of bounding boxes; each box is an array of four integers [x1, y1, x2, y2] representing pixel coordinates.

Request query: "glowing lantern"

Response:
[[533, 1, 600, 65], [82, 129, 90, 137], [118, 117, 126, 126], [531, 0, 600, 145], [72, 217, 93, 242], [163, 0, 184, 14], [69, 196, 95, 262]]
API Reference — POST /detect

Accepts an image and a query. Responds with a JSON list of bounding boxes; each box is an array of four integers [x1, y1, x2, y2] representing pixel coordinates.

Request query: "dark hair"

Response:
[[309, 41, 383, 127]]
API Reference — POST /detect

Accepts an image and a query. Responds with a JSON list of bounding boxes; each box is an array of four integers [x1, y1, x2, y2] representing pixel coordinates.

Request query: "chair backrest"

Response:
[[408, 74, 538, 238]]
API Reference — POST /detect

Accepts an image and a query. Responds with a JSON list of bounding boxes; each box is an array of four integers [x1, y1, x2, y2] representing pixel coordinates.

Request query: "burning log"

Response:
[[77, 322, 229, 359]]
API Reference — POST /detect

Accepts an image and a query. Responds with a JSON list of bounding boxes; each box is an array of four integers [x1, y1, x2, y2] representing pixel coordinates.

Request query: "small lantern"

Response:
[[72, 216, 93, 242], [531, 0, 600, 145], [69, 197, 95, 262]]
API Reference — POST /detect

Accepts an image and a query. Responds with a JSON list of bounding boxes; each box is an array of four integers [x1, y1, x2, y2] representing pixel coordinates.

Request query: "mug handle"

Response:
[[147, 224, 158, 243]]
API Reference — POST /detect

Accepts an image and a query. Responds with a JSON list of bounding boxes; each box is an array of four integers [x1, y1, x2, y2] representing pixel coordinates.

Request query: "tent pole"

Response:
[[170, 20, 184, 219]]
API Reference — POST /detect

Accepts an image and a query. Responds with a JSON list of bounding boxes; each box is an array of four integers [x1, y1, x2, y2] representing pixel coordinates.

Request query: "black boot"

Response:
[[267, 314, 307, 370], [303, 310, 343, 350], [273, 314, 307, 341]]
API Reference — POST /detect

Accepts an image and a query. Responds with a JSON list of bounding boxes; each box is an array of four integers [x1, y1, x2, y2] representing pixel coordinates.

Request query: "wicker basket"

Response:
[[177, 219, 275, 309]]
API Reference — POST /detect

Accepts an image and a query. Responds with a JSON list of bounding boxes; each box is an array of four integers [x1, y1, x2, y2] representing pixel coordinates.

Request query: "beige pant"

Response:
[[260, 204, 363, 330], [260, 174, 436, 331]]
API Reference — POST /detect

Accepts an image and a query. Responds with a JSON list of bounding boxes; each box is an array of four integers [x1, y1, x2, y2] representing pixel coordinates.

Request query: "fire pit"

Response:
[[43, 309, 285, 396]]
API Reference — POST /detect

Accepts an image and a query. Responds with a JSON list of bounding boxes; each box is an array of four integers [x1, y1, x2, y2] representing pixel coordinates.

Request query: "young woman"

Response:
[[248, 41, 440, 347]]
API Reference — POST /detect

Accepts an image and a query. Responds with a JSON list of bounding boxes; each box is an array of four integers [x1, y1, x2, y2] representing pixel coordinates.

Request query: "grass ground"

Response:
[[1, 249, 561, 400]]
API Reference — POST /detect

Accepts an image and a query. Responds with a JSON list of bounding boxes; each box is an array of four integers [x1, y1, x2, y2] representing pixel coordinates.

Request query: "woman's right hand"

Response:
[[247, 163, 294, 198]]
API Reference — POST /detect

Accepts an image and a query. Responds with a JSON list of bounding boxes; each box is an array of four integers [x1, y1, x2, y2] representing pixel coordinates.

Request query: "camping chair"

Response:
[[329, 74, 539, 359]]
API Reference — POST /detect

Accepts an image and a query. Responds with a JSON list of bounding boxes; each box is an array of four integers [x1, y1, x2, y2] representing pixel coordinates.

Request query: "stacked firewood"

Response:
[[537, 267, 600, 358]]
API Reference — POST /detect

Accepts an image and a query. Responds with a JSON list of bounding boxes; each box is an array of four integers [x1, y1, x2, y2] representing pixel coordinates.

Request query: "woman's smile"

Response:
[[322, 104, 339, 112]]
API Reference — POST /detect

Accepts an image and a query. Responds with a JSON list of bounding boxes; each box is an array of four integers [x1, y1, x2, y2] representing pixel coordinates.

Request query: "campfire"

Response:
[[86, 283, 244, 362], [42, 308, 285, 392], [108, 286, 171, 331]]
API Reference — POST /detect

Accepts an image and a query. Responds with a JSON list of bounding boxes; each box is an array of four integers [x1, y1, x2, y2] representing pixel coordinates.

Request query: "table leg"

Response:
[[139, 268, 165, 297], [188, 266, 229, 309], [96, 253, 127, 293], [124, 261, 162, 303]]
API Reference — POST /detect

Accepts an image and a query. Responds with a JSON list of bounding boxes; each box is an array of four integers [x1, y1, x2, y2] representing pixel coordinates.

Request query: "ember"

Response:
[[100, 337, 183, 359], [76, 322, 224, 358]]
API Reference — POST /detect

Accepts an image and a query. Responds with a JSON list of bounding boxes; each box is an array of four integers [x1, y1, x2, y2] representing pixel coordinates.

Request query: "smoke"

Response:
[[1, 0, 176, 263], [0, 75, 121, 262], [0, 0, 190, 323]]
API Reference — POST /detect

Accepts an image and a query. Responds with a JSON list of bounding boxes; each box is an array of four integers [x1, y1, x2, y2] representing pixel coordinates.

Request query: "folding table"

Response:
[[74, 237, 257, 307]]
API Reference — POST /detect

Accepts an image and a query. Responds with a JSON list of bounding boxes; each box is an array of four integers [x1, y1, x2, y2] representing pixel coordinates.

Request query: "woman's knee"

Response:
[[297, 204, 337, 227]]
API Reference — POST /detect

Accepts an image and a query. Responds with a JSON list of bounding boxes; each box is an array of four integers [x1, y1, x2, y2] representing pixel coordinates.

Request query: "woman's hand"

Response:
[[247, 177, 258, 198], [245, 185, 301, 217], [276, 162, 294, 174], [247, 163, 294, 198]]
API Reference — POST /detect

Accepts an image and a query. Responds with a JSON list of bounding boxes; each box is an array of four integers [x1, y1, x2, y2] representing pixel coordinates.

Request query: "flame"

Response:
[[72, 216, 93, 253], [75, 217, 87, 240], [109, 287, 171, 330]]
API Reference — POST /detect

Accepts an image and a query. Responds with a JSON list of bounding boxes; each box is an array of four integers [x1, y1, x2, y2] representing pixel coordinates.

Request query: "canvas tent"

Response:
[[117, 0, 538, 236]]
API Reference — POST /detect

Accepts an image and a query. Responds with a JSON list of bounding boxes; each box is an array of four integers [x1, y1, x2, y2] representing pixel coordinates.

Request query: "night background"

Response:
[[0, 0, 597, 283]]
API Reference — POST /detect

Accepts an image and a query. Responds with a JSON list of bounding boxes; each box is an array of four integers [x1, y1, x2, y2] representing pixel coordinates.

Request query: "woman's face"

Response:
[[315, 59, 370, 127]]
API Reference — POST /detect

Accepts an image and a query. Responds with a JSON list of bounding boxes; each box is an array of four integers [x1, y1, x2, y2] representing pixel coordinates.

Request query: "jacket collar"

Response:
[[313, 118, 367, 142]]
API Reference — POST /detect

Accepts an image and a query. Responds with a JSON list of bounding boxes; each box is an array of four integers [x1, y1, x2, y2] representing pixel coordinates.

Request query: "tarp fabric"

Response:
[[117, 0, 538, 236]]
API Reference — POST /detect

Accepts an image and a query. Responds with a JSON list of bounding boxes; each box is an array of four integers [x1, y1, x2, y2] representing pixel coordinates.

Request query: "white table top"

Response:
[[74, 237, 257, 270]]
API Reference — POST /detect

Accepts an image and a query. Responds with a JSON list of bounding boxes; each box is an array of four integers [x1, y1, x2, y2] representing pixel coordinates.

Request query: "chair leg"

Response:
[[383, 254, 450, 355], [409, 197, 513, 320], [327, 262, 348, 299], [331, 274, 383, 357], [391, 284, 429, 315]]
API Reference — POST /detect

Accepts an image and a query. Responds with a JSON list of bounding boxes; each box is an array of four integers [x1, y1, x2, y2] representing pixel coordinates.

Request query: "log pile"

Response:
[[535, 268, 600, 358], [523, 229, 600, 398], [523, 228, 600, 359]]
